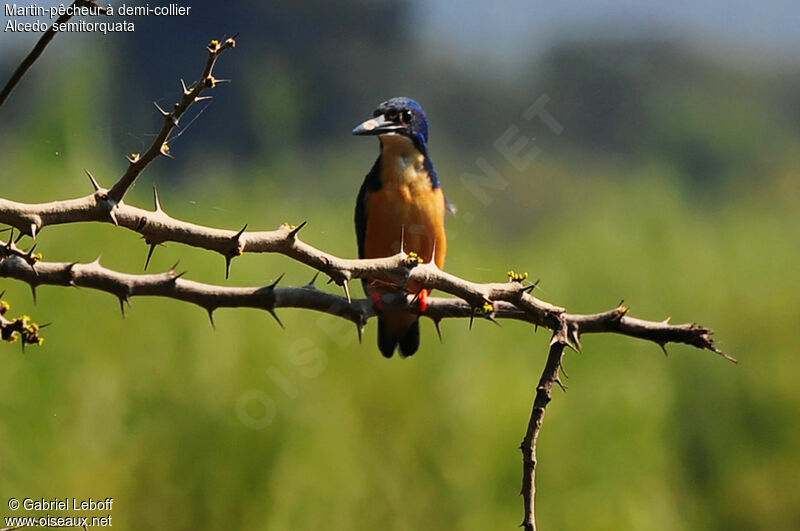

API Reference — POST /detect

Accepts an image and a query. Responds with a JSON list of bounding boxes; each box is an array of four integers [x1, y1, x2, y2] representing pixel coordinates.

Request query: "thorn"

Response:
[[288, 221, 307, 239], [119, 297, 126, 317], [486, 313, 501, 327], [569, 327, 582, 353], [662, 316, 672, 324], [305, 272, 320, 288], [207, 308, 216, 330], [152, 185, 163, 212], [433, 318, 443, 343], [714, 347, 738, 364], [180, 78, 191, 95], [469, 307, 476, 331], [564, 338, 579, 353], [519, 279, 541, 294], [233, 224, 248, 241], [225, 225, 248, 278], [534, 323, 539, 333], [410, 289, 422, 305], [160, 142, 174, 159], [268, 308, 285, 329], [659, 342, 669, 358], [145, 243, 157, 270], [268, 273, 285, 290], [108, 208, 118, 226], [342, 279, 351, 303], [195, 95, 213, 102], [356, 322, 363, 343], [30, 284, 37, 304], [29, 223, 38, 240], [554, 377, 568, 392], [559, 362, 569, 379], [65, 262, 76, 282], [153, 108, 179, 128], [225, 256, 233, 280], [153, 101, 170, 117], [84, 168, 101, 192], [399, 225, 405, 254], [549, 333, 561, 347]]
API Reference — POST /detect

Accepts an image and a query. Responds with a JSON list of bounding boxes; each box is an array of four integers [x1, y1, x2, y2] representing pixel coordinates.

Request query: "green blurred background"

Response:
[[2, 1, 799, 529]]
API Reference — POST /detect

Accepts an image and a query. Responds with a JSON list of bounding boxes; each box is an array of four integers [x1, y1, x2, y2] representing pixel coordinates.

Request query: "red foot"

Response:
[[369, 290, 383, 311], [418, 289, 429, 313]]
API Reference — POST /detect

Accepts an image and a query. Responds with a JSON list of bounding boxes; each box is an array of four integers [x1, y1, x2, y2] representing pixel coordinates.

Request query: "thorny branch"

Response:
[[0, 236, 729, 360], [0, 33, 736, 531], [0, 182, 736, 362]]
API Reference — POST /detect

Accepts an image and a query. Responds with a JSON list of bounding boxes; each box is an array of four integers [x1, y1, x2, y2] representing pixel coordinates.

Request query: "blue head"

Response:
[[353, 97, 430, 149], [353, 97, 440, 189]]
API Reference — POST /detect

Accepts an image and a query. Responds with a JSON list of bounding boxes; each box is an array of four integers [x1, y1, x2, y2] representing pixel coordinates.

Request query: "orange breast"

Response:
[[363, 136, 447, 294], [364, 185, 447, 269]]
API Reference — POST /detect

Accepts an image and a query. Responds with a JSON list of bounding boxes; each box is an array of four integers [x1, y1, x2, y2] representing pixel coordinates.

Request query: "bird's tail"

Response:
[[378, 314, 420, 358]]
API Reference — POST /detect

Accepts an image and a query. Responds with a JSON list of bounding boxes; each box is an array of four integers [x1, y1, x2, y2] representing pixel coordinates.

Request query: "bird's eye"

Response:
[[385, 110, 398, 121], [400, 110, 412, 124]]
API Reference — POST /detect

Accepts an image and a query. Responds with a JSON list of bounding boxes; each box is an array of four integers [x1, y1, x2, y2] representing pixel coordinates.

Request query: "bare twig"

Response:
[[106, 35, 237, 204], [520, 325, 568, 531], [0, 0, 106, 112]]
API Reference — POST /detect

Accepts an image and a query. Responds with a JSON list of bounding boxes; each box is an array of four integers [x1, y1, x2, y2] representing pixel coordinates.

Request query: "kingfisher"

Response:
[[353, 97, 447, 358]]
